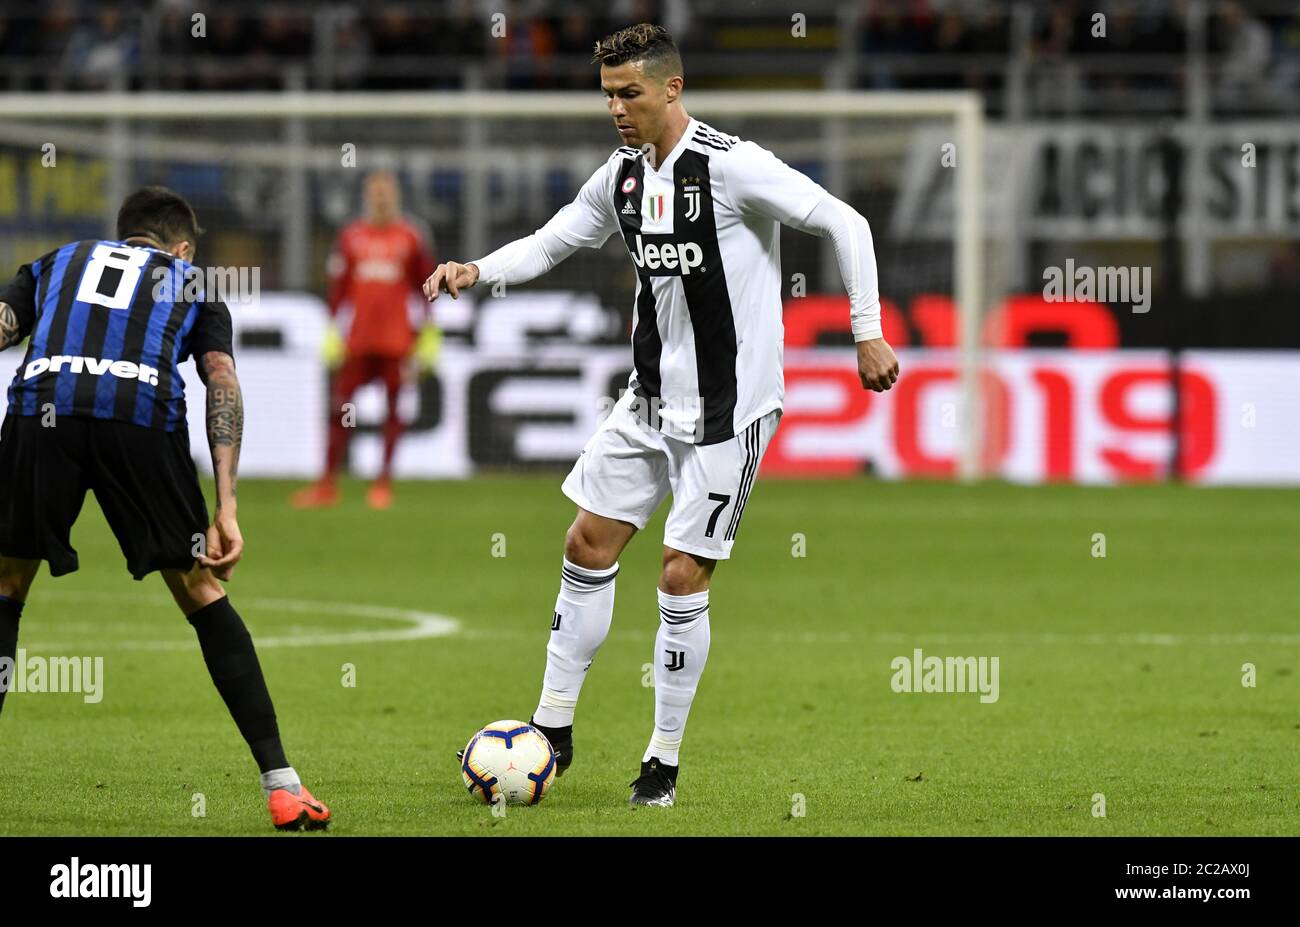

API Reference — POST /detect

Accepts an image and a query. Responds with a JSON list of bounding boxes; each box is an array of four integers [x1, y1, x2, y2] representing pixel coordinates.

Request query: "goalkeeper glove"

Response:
[[415, 323, 442, 373], [321, 323, 345, 370]]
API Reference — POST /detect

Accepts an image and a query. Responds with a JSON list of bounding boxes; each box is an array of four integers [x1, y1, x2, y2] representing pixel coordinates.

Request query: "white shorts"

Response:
[[561, 390, 782, 560]]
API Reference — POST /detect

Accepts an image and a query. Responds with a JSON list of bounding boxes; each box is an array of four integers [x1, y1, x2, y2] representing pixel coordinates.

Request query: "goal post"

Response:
[[0, 90, 988, 480]]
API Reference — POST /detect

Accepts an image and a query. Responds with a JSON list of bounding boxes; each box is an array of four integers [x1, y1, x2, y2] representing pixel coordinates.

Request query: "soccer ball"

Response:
[[461, 720, 557, 805]]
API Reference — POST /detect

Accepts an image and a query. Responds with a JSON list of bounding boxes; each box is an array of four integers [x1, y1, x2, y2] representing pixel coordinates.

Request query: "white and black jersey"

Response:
[[553, 117, 829, 444], [473, 115, 880, 446]]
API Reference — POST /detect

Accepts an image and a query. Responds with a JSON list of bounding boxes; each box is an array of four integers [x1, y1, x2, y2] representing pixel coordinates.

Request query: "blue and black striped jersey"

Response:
[[0, 239, 234, 432]]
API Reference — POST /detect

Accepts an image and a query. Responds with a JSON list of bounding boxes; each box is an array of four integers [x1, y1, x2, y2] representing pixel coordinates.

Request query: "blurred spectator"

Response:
[[36, 1, 80, 58], [152, 2, 202, 90], [367, 6, 429, 90], [963, 4, 1009, 96], [1089, 2, 1185, 105], [496, 0, 556, 91], [610, 0, 693, 44], [553, 9, 606, 90], [193, 13, 254, 91], [1268, 11, 1300, 101], [255, 8, 313, 60], [60, 6, 139, 90], [367, 2, 490, 90], [913, 10, 1010, 93], [1215, 1, 1271, 107], [246, 7, 313, 89], [428, 1, 490, 90], [330, 9, 372, 91], [967, 6, 1011, 55], [1029, 0, 1086, 114], [858, 0, 923, 90]]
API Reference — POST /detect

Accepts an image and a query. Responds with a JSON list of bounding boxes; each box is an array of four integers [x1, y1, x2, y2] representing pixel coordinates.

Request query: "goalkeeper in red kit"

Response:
[[291, 171, 437, 510]]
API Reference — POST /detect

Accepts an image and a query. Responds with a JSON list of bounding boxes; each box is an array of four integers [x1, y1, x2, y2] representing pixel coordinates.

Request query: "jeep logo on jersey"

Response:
[[629, 235, 705, 276], [23, 356, 160, 387]]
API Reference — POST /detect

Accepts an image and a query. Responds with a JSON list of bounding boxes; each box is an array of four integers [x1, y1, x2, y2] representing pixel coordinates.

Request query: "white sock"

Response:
[[644, 588, 711, 766], [260, 766, 301, 797], [534, 557, 619, 728]]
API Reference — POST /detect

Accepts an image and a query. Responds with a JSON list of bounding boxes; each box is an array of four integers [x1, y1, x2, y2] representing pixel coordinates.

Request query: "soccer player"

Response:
[[0, 187, 331, 831], [291, 170, 437, 511], [430, 24, 899, 807]]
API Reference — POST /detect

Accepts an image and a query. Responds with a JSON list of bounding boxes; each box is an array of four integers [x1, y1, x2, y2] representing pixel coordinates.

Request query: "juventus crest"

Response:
[[681, 175, 702, 222]]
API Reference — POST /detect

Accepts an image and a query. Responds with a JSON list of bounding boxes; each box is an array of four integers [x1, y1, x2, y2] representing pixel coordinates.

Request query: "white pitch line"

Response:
[[22, 590, 460, 651], [461, 628, 1300, 646], [22, 589, 1296, 650], [818, 631, 1300, 647]]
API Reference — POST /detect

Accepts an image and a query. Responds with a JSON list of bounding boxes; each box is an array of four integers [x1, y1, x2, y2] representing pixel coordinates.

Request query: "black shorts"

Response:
[[0, 413, 209, 580]]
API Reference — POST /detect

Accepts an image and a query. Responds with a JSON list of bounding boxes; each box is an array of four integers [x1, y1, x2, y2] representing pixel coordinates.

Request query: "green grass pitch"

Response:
[[0, 476, 1296, 835]]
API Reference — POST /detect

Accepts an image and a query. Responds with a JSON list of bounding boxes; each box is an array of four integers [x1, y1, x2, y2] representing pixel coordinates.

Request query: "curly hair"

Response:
[[592, 23, 683, 81]]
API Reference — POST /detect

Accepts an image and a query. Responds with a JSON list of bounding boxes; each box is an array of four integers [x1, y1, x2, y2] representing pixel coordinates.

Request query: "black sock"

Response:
[[186, 597, 289, 773], [0, 595, 22, 718]]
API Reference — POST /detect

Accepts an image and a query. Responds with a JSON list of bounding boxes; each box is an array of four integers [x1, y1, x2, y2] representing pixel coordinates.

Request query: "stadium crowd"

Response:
[[0, 1, 1296, 112]]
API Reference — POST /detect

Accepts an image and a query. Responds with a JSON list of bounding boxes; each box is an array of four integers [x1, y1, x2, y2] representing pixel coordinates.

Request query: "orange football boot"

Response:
[[366, 480, 393, 510], [268, 785, 331, 831], [290, 481, 340, 509]]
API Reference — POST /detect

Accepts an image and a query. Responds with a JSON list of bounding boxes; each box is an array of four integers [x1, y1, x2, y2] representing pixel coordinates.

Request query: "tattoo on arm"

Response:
[[209, 383, 243, 450], [0, 302, 20, 351], [200, 351, 243, 507]]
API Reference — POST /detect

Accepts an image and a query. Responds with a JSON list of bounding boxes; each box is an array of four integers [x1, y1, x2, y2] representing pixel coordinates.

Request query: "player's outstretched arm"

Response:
[[423, 159, 618, 303], [197, 350, 244, 580], [423, 224, 586, 303]]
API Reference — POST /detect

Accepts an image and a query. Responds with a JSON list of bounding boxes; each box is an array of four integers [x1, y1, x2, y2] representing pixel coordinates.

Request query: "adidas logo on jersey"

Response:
[[629, 234, 704, 276], [23, 355, 160, 387], [621, 200, 638, 215]]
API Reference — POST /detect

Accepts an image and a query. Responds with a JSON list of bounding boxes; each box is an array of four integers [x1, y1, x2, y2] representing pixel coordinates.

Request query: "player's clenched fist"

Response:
[[200, 510, 244, 581], [856, 337, 900, 392], [423, 261, 480, 301]]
